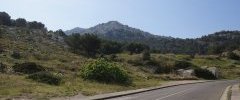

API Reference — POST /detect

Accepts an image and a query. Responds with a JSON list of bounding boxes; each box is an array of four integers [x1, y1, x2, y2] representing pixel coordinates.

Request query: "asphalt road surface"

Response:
[[107, 80, 239, 100]]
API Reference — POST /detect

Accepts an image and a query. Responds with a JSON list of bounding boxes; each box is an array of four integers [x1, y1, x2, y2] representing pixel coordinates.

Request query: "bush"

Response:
[[0, 45, 4, 54], [81, 58, 131, 84], [27, 71, 63, 85], [11, 51, 21, 59], [65, 33, 101, 57], [13, 62, 46, 74], [227, 52, 240, 60], [100, 40, 123, 55], [0, 63, 8, 73], [155, 66, 173, 74], [127, 59, 143, 66], [142, 50, 151, 61], [125, 43, 149, 54], [27, 21, 45, 29], [154, 62, 174, 74], [0, 12, 11, 26], [108, 54, 122, 62], [15, 18, 27, 27], [174, 60, 192, 69], [194, 68, 216, 80]]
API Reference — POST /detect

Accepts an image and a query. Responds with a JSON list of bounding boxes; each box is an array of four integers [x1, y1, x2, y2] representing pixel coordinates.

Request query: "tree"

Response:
[[15, 18, 27, 27], [100, 40, 123, 55], [65, 33, 82, 53], [0, 12, 11, 26], [28, 21, 45, 29], [126, 43, 149, 54], [10, 19, 16, 26], [80, 33, 101, 57], [207, 45, 224, 54], [55, 29, 66, 37], [65, 33, 101, 57]]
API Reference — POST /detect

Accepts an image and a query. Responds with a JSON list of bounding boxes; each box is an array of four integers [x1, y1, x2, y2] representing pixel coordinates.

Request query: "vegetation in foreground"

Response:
[[0, 11, 240, 99], [80, 58, 132, 85]]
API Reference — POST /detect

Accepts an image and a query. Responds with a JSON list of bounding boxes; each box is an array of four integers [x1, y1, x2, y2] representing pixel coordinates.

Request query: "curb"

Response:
[[231, 84, 240, 100], [220, 85, 232, 100], [84, 80, 214, 100]]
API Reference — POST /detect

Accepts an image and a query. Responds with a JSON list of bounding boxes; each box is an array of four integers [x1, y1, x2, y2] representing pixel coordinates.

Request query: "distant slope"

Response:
[[65, 21, 240, 54], [65, 21, 177, 51], [65, 21, 159, 39], [196, 31, 240, 54], [65, 27, 85, 35]]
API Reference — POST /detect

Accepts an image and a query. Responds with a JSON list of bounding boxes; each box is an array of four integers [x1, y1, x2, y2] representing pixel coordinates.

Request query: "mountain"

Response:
[[65, 21, 176, 50], [65, 21, 240, 54], [65, 27, 85, 35], [65, 21, 160, 39]]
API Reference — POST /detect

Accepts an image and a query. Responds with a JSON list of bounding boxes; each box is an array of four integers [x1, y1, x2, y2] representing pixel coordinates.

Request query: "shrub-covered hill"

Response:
[[66, 21, 240, 55], [0, 26, 166, 99], [0, 11, 240, 99], [1, 25, 240, 99]]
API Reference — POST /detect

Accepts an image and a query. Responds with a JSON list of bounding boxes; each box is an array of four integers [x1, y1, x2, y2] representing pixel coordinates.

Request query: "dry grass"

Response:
[[1, 27, 240, 99]]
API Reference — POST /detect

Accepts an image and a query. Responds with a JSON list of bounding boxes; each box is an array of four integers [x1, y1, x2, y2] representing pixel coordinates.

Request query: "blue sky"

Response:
[[1, 0, 240, 38]]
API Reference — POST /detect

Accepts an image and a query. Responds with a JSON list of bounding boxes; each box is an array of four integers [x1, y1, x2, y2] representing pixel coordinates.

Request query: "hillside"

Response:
[[1, 25, 239, 99], [0, 11, 240, 99], [66, 22, 240, 54], [0, 26, 167, 99], [65, 27, 85, 35]]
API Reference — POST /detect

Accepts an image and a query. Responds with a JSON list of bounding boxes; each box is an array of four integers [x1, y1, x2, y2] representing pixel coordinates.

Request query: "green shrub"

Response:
[[0, 28, 2, 38], [33, 53, 50, 61], [127, 59, 143, 66], [13, 62, 46, 74], [194, 68, 216, 80], [11, 51, 21, 59], [81, 58, 131, 85], [227, 52, 240, 60], [27, 71, 63, 85], [144, 60, 158, 66], [142, 51, 151, 61], [154, 62, 174, 74], [155, 66, 172, 74], [174, 60, 192, 69], [110, 54, 117, 60], [0, 63, 8, 73], [0, 45, 4, 53]]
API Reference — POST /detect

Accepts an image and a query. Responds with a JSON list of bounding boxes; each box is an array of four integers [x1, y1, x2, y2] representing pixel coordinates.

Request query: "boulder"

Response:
[[207, 67, 219, 78], [177, 69, 195, 78], [201, 66, 219, 79]]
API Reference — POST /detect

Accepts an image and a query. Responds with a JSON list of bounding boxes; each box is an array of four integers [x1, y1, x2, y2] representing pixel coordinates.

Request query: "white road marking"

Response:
[[155, 88, 192, 100]]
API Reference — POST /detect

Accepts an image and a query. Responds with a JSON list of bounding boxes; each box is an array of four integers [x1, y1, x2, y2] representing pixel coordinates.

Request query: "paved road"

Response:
[[107, 80, 239, 100]]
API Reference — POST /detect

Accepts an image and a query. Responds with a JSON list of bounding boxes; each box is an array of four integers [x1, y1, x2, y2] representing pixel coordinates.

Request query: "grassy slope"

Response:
[[0, 26, 239, 99], [191, 55, 240, 79], [0, 27, 164, 99]]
